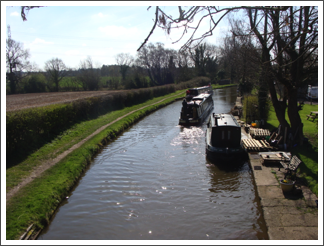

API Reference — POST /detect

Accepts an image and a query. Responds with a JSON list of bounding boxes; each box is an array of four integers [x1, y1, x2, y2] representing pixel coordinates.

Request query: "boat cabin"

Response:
[[179, 93, 213, 125], [207, 113, 241, 148], [186, 85, 212, 99]]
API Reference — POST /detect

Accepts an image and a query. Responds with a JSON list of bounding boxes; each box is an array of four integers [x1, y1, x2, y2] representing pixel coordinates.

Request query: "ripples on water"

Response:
[[39, 87, 268, 240]]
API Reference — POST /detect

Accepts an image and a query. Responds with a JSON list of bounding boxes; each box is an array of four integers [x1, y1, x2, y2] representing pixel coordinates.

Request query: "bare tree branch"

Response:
[[137, 7, 159, 51]]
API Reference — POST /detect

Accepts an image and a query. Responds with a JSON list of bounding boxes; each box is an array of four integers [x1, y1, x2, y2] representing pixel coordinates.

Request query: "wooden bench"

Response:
[[306, 115, 316, 121], [279, 155, 302, 179], [307, 111, 318, 122]]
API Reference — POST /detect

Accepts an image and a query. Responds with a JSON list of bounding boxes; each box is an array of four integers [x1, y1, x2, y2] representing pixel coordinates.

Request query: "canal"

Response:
[[38, 87, 268, 240]]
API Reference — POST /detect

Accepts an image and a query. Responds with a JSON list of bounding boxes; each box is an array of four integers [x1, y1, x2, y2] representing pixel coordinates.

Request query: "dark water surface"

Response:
[[39, 87, 268, 240]]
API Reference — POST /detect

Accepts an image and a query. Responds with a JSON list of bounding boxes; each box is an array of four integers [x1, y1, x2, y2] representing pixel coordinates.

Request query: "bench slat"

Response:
[[279, 155, 302, 172]]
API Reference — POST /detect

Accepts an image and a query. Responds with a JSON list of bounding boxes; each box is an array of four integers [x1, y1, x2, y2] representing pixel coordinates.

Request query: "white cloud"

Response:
[[96, 12, 106, 18], [10, 11, 19, 16], [65, 50, 80, 56], [98, 25, 139, 39], [91, 12, 110, 21], [31, 38, 54, 45]]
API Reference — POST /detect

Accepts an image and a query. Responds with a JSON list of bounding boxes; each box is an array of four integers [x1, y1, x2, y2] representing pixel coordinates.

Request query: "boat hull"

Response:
[[206, 143, 247, 163], [179, 93, 214, 126], [179, 104, 213, 126], [205, 113, 247, 164]]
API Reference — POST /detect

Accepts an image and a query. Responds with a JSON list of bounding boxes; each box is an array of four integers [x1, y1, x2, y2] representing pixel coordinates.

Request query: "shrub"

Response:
[[6, 77, 212, 165], [243, 95, 259, 124], [23, 74, 47, 93]]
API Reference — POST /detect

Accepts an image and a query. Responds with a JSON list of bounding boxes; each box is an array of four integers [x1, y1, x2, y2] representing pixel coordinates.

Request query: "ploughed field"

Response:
[[6, 91, 125, 112]]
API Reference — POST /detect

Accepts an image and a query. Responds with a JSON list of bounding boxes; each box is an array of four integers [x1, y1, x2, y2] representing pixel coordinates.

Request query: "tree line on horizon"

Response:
[[7, 5, 319, 147], [6, 34, 235, 94], [6, 20, 282, 95]]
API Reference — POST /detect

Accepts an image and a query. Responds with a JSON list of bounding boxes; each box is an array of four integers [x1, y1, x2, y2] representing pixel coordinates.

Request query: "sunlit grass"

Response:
[[6, 84, 236, 239], [266, 103, 318, 196]]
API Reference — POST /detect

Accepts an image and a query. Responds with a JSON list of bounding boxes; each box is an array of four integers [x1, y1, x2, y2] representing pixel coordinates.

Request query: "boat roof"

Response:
[[212, 113, 239, 127], [192, 93, 211, 100], [189, 85, 212, 90]]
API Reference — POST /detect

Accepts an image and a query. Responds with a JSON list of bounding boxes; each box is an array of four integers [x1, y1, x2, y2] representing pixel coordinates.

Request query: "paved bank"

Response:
[[248, 152, 318, 240]]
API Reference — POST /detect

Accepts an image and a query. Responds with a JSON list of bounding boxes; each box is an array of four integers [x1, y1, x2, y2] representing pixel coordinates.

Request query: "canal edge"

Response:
[[248, 153, 318, 240], [8, 92, 185, 240]]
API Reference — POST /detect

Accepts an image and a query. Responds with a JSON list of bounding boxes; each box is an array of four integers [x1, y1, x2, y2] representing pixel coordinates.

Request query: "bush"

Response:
[[6, 76, 211, 165], [23, 74, 47, 93], [243, 95, 259, 124]]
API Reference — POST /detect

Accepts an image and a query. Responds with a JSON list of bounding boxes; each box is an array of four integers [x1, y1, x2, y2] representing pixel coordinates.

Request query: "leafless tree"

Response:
[[115, 53, 134, 80], [140, 6, 318, 145], [44, 58, 68, 92], [20, 6, 43, 21], [6, 25, 32, 94], [136, 42, 177, 85], [77, 56, 101, 90]]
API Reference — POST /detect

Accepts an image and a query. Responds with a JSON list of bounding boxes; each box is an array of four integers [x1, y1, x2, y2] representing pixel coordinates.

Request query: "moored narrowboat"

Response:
[[179, 93, 214, 126], [205, 113, 246, 162], [185, 85, 213, 101]]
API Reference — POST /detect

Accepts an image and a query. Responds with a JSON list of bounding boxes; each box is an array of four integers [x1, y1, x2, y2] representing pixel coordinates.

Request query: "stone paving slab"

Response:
[[257, 185, 285, 199], [281, 213, 318, 227], [247, 153, 319, 241], [261, 198, 309, 208], [268, 227, 318, 240], [263, 206, 307, 215], [252, 168, 279, 186]]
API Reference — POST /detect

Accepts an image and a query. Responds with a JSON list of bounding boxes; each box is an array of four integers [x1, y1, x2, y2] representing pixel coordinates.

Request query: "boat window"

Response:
[[228, 131, 231, 139]]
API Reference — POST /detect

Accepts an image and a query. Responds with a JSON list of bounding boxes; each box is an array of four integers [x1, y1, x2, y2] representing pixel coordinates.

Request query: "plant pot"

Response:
[[280, 180, 295, 192]]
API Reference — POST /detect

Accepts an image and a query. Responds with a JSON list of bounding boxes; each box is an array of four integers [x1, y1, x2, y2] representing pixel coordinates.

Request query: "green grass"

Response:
[[5, 83, 239, 239], [265, 103, 318, 196], [6, 90, 185, 191], [6, 90, 185, 239]]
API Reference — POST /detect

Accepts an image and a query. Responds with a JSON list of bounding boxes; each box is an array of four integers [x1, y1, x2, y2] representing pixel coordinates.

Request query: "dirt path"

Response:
[[6, 93, 183, 203]]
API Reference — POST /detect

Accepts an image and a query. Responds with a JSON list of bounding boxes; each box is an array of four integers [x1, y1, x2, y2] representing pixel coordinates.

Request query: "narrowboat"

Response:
[[179, 93, 214, 126], [205, 113, 246, 162], [185, 85, 213, 101]]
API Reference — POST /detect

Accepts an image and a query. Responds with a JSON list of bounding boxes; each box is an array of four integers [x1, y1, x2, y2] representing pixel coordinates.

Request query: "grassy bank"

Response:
[[6, 84, 236, 240], [265, 103, 319, 196], [6, 91, 183, 240]]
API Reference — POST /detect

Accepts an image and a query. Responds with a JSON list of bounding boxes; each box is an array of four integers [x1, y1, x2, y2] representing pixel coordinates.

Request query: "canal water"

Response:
[[38, 87, 268, 240]]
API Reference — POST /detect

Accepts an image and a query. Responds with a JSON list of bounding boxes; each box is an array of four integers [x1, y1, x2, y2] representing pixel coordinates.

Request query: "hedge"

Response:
[[6, 77, 211, 166]]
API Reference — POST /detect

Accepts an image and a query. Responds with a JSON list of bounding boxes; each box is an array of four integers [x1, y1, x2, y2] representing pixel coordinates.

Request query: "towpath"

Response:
[[6, 92, 184, 203]]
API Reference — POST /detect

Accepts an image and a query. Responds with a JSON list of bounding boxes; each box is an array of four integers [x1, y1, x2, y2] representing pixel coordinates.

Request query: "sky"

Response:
[[3, 2, 236, 70]]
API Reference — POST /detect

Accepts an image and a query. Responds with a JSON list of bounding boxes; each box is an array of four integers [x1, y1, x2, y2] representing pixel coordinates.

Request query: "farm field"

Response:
[[6, 90, 125, 112]]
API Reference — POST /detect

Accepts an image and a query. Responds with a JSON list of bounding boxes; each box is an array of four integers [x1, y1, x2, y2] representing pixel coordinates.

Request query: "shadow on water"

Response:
[[205, 154, 249, 172]]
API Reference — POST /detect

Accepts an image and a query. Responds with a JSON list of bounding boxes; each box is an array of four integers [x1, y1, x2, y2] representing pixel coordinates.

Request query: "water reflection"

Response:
[[38, 87, 268, 240]]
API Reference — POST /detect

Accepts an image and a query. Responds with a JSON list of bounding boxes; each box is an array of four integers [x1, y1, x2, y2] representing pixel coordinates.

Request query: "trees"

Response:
[[115, 53, 134, 80], [136, 42, 177, 85], [140, 6, 318, 146], [77, 56, 101, 90], [100, 65, 109, 77], [189, 42, 218, 79], [219, 20, 262, 93], [44, 58, 68, 92], [247, 6, 318, 145], [6, 25, 32, 94]]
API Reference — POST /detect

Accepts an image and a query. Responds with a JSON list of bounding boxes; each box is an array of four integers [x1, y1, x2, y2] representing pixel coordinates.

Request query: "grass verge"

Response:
[[6, 84, 236, 240], [265, 103, 318, 196], [6, 91, 183, 239]]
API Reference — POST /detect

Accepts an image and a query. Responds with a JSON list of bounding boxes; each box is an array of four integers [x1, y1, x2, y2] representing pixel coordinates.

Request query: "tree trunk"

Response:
[[287, 86, 304, 146], [9, 72, 16, 94]]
